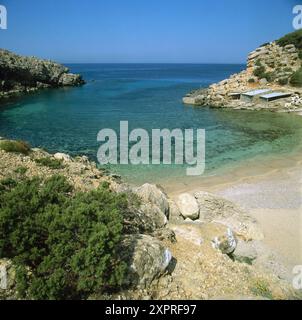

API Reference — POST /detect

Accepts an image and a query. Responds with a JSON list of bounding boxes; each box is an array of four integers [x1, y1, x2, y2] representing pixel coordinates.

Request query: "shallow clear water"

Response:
[[1, 64, 302, 185]]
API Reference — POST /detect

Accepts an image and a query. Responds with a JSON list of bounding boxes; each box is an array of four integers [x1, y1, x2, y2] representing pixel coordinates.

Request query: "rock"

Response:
[[0, 49, 85, 99], [170, 223, 204, 246], [139, 203, 168, 230], [194, 191, 264, 241], [259, 78, 268, 85], [118, 234, 172, 288], [212, 227, 237, 255], [0, 259, 16, 299], [232, 240, 258, 264], [168, 199, 184, 222], [151, 228, 177, 244], [54, 152, 71, 162], [134, 184, 169, 216], [176, 193, 199, 220], [58, 73, 84, 86]]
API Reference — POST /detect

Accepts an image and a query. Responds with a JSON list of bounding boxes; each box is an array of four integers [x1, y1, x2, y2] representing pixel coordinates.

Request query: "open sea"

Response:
[[1, 63, 302, 185]]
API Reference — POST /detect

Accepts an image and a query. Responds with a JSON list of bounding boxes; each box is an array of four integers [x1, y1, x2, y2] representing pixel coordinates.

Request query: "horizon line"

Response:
[[62, 62, 246, 65]]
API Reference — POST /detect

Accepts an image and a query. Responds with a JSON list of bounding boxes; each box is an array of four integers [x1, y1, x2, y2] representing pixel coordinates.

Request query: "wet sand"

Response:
[[165, 152, 302, 271]]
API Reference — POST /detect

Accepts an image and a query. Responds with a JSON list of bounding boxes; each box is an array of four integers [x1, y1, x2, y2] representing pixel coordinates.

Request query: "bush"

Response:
[[278, 78, 288, 86], [299, 50, 302, 60], [263, 72, 274, 82], [290, 67, 302, 87], [0, 175, 129, 299], [276, 30, 302, 50], [14, 167, 28, 175], [35, 157, 64, 169], [283, 67, 293, 73], [0, 140, 31, 155], [253, 65, 266, 78], [248, 78, 255, 83], [255, 59, 262, 67]]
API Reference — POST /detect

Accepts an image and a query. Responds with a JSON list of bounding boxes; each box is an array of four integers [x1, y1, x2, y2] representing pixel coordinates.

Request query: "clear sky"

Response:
[[0, 0, 299, 63]]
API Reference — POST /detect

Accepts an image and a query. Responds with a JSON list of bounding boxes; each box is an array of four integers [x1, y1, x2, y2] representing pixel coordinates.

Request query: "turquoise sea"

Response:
[[1, 64, 302, 185]]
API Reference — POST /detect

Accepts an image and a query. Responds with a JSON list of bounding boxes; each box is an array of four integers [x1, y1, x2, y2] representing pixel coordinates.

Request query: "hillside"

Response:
[[0, 49, 85, 100], [183, 31, 302, 113]]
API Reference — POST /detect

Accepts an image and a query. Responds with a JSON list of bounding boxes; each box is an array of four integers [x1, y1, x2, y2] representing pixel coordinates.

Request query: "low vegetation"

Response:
[[253, 65, 266, 79], [276, 29, 302, 50], [290, 67, 302, 87], [35, 157, 64, 169], [0, 175, 132, 300], [0, 140, 31, 155]]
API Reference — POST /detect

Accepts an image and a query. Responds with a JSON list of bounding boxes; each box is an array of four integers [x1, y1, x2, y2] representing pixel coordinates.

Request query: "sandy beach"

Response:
[[165, 152, 302, 274]]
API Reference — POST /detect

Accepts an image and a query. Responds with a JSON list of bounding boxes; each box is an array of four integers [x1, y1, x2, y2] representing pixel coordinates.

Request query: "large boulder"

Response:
[[134, 184, 169, 216], [176, 193, 199, 220], [232, 240, 258, 264], [139, 203, 168, 231], [118, 234, 172, 288], [194, 191, 264, 241], [168, 199, 184, 222]]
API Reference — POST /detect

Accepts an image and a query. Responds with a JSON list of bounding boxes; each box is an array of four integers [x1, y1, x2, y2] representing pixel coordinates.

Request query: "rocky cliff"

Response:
[[183, 31, 302, 113], [0, 49, 85, 99]]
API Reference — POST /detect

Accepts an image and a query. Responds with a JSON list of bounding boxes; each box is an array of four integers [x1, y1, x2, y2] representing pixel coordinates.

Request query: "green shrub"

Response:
[[0, 175, 128, 299], [35, 157, 64, 169], [276, 30, 302, 50], [255, 59, 262, 67], [0, 140, 31, 155], [14, 167, 28, 175], [250, 279, 273, 300], [253, 65, 266, 78], [290, 67, 302, 87], [248, 78, 255, 83], [299, 50, 302, 60], [283, 67, 293, 73], [278, 78, 288, 85], [263, 72, 274, 82]]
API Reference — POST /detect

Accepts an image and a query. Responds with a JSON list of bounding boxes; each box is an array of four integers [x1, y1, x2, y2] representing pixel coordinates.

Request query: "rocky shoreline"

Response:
[[183, 33, 302, 114], [0, 49, 85, 100], [0, 139, 300, 300]]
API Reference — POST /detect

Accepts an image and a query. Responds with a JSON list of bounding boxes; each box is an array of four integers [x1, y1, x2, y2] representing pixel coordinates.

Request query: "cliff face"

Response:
[[183, 33, 302, 113], [0, 49, 85, 99]]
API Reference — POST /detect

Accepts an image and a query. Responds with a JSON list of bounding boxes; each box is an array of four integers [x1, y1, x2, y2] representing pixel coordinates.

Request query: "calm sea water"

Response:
[[1, 64, 302, 185]]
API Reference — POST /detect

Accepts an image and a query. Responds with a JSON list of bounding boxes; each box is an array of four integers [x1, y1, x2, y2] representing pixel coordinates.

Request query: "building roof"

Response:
[[260, 92, 292, 99], [242, 89, 271, 97]]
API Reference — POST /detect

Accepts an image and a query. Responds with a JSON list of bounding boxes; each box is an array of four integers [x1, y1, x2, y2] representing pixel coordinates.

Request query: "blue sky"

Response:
[[0, 0, 299, 63]]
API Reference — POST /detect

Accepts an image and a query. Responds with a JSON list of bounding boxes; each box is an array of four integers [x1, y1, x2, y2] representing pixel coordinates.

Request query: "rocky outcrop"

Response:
[[194, 191, 264, 241], [0, 49, 85, 99], [118, 234, 172, 289], [183, 39, 302, 113]]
